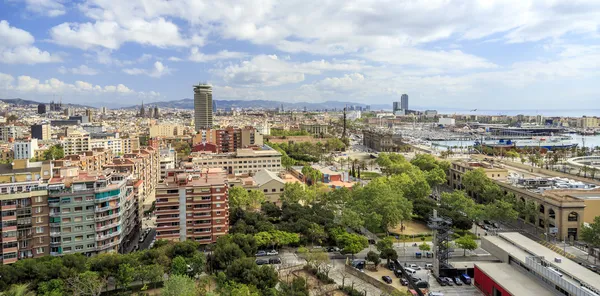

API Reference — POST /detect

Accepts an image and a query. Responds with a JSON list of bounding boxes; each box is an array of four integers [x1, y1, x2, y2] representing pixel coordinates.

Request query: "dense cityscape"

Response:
[[3, 1, 600, 296], [0, 83, 598, 296]]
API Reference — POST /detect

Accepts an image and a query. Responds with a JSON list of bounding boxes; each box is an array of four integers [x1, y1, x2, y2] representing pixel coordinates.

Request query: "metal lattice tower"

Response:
[[428, 209, 453, 277]]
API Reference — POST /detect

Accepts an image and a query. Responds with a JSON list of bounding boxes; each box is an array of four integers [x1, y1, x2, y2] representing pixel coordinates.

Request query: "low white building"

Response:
[[438, 117, 456, 126], [347, 110, 362, 120], [13, 139, 38, 159]]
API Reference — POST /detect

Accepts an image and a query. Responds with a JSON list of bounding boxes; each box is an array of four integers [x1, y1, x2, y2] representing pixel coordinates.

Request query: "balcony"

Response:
[[48, 201, 60, 207], [50, 241, 61, 246], [2, 257, 17, 264], [96, 229, 122, 241], [95, 212, 120, 222], [49, 212, 60, 217], [95, 204, 120, 213], [1, 215, 16, 222], [49, 222, 60, 227], [96, 221, 120, 231], [49, 232, 61, 237], [95, 194, 120, 203], [3, 235, 17, 242], [96, 240, 119, 251], [2, 204, 17, 211]]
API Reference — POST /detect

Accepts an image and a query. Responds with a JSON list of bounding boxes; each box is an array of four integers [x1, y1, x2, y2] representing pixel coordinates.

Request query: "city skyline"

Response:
[[1, 1, 600, 109]]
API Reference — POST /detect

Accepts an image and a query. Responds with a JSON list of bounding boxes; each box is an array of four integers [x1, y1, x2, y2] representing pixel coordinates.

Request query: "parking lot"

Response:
[[367, 264, 483, 296]]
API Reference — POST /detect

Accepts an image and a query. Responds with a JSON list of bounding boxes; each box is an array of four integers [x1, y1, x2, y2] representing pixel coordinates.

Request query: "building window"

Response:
[[568, 212, 578, 222], [63, 237, 71, 242], [74, 206, 82, 212], [75, 226, 83, 231], [36, 217, 42, 223], [62, 217, 71, 223], [35, 227, 44, 233], [75, 236, 83, 241], [263, 189, 268, 193], [271, 188, 276, 192], [62, 208, 71, 213], [74, 197, 82, 202], [74, 216, 82, 222], [36, 247, 44, 254], [63, 227, 71, 233]]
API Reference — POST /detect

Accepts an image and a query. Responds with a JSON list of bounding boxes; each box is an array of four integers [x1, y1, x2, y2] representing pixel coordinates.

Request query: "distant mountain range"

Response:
[[124, 99, 391, 111], [0, 98, 92, 108]]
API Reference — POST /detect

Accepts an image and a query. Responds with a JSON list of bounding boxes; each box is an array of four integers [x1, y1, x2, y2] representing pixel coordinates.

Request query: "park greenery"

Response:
[[268, 138, 346, 167]]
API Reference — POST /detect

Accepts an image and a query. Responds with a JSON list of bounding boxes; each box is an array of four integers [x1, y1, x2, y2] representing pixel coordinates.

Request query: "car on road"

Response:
[[382, 276, 393, 284], [394, 269, 403, 278], [409, 275, 421, 283], [269, 258, 282, 264], [399, 278, 409, 286], [453, 277, 463, 285], [443, 277, 453, 286], [427, 292, 444, 296], [435, 276, 447, 286], [255, 250, 267, 257], [255, 259, 269, 265], [425, 264, 433, 270], [266, 250, 278, 256], [409, 264, 421, 270]]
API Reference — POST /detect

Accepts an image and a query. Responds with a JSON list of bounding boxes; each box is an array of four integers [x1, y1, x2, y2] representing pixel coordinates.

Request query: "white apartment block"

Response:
[[13, 139, 38, 159], [0, 125, 22, 142]]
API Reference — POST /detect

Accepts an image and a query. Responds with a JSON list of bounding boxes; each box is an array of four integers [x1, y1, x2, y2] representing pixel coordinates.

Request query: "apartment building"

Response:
[[192, 127, 264, 153], [188, 147, 282, 176], [103, 147, 159, 211], [149, 124, 185, 138], [155, 168, 228, 244], [46, 169, 139, 256], [159, 146, 177, 179], [62, 131, 91, 156], [53, 148, 113, 174], [13, 139, 38, 160], [0, 125, 22, 142]]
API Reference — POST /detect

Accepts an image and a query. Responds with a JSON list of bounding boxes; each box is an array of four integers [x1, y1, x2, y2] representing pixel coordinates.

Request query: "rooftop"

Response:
[[495, 232, 600, 292], [253, 169, 284, 186], [475, 262, 555, 296], [160, 168, 227, 187]]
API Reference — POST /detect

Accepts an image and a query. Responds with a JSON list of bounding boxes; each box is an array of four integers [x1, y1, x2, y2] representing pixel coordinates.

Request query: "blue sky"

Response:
[[1, 0, 600, 109]]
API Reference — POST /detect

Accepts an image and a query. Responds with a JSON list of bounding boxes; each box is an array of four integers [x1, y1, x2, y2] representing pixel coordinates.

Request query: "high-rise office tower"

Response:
[[37, 104, 46, 114], [393, 101, 401, 112], [194, 84, 213, 131], [401, 94, 409, 110]]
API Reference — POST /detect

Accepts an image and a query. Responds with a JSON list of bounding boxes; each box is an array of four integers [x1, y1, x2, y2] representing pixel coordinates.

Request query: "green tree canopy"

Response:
[[455, 235, 478, 256], [161, 274, 198, 296]]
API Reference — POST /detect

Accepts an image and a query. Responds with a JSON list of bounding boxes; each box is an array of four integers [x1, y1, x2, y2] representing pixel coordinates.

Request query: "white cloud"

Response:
[[188, 47, 247, 62], [24, 0, 66, 17], [168, 56, 183, 62], [0, 21, 61, 64], [123, 61, 171, 77], [58, 65, 99, 75], [0, 72, 159, 97], [213, 55, 370, 86]]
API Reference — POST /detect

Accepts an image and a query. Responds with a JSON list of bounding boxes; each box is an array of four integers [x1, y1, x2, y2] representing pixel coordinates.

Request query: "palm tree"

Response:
[[591, 167, 597, 180], [338, 158, 346, 170], [1, 284, 36, 296]]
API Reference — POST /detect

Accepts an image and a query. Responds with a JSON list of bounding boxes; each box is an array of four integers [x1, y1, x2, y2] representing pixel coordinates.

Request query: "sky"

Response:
[[1, 0, 600, 109]]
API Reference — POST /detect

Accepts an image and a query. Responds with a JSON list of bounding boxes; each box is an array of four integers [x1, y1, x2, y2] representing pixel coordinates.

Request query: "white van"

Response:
[[404, 268, 417, 274], [428, 292, 444, 296]]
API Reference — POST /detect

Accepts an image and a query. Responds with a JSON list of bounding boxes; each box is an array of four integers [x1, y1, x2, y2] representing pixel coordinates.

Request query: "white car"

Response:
[[266, 250, 279, 256]]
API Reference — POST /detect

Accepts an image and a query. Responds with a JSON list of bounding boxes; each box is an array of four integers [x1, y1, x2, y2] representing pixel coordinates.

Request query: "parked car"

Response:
[[382, 276, 393, 284], [435, 276, 447, 286], [266, 250, 279, 256], [399, 278, 409, 286], [428, 292, 444, 296], [409, 275, 421, 283], [255, 250, 267, 257], [409, 264, 421, 270], [351, 260, 365, 270], [255, 259, 269, 265], [326, 246, 341, 252], [415, 281, 429, 289], [460, 274, 471, 285], [394, 269, 403, 278], [453, 277, 463, 285], [425, 264, 433, 270], [443, 277, 453, 286], [404, 268, 417, 274], [269, 258, 282, 264]]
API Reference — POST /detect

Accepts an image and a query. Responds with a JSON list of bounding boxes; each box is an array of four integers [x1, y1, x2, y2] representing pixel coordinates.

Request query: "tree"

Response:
[[366, 251, 381, 270], [116, 263, 135, 290], [171, 256, 188, 276], [505, 151, 519, 162], [483, 199, 518, 223], [247, 190, 266, 211], [379, 248, 398, 265], [376, 237, 394, 253], [280, 182, 306, 204], [43, 145, 64, 160], [418, 243, 431, 252], [229, 186, 250, 210], [581, 216, 600, 262], [455, 235, 478, 257], [461, 169, 489, 200], [37, 279, 65, 296], [336, 233, 368, 258], [280, 277, 309, 296], [306, 223, 327, 245], [2, 284, 35, 296], [187, 252, 206, 276], [161, 274, 198, 296], [66, 271, 105, 296], [226, 258, 278, 291]]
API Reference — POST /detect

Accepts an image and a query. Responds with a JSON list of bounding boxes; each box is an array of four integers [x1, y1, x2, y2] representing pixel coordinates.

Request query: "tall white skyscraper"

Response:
[[194, 84, 213, 131]]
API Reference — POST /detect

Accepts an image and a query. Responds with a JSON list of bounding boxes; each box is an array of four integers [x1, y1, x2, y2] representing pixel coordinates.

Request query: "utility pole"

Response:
[[342, 106, 347, 142]]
